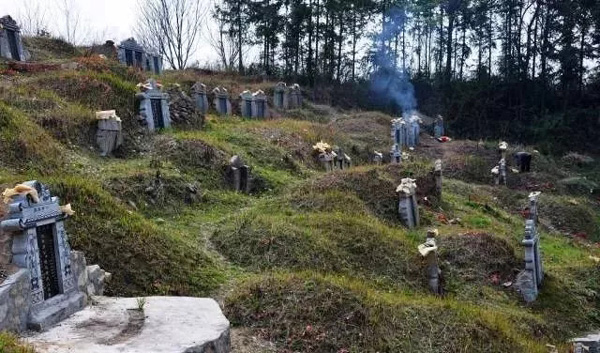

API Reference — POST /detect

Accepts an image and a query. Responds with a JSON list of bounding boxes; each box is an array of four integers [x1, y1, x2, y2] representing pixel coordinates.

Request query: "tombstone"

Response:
[[227, 156, 251, 193], [212, 87, 232, 116], [433, 115, 444, 139], [514, 151, 532, 173], [396, 178, 420, 229], [313, 141, 335, 172], [333, 147, 351, 170], [252, 90, 268, 118], [0, 15, 26, 61], [373, 151, 383, 166], [405, 114, 421, 148], [390, 118, 405, 163], [491, 165, 500, 185], [515, 191, 543, 303], [289, 84, 303, 109], [273, 82, 289, 110], [136, 79, 171, 131], [117, 38, 162, 74], [418, 229, 442, 295], [434, 159, 442, 200], [96, 110, 123, 157], [499, 158, 507, 185], [191, 82, 209, 114], [239, 90, 253, 118], [498, 141, 508, 159], [0, 181, 110, 331]]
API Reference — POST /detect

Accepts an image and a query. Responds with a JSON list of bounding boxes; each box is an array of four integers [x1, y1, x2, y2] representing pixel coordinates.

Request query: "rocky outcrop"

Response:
[[167, 85, 205, 128]]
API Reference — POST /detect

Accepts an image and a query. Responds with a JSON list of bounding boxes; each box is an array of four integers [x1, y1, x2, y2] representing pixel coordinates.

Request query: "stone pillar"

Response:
[[418, 229, 442, 295], [516, 191, 543, 303], [191, 82, 209, 114], [396, 178, 419, 229], [96, 110, 123, 157], [434, 159, 442, 200], [239, 90, 253, 118]]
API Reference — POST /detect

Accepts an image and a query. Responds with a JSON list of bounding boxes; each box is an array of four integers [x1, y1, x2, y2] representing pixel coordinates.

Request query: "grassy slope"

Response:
[[1, 45, 599, 351]]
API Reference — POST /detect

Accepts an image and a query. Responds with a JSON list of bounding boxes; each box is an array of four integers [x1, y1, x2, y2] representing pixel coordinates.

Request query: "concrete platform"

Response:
[[26, 296, 230, 353]]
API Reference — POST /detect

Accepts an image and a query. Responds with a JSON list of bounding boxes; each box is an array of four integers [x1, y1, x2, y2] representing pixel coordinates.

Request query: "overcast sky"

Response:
[[0, 0, 221, 66]]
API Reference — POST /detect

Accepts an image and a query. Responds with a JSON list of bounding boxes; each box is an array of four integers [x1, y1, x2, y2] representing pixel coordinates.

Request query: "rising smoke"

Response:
[[369, 6, 417, 116]]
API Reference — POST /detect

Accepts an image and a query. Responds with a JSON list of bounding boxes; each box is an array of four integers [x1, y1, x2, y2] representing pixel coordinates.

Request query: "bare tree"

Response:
[[135, 0, 208, 70], [54, 0, 90, 45], [18, 0, 49, 36], [206, 9, 240, 71]]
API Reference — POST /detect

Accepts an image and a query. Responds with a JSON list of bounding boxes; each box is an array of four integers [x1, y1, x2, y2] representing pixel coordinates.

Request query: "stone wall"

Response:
[[0, 269, 30, 332]]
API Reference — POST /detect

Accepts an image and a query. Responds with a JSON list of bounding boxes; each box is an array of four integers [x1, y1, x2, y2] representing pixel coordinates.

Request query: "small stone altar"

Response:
[[26, 296, 230, 353], [0, 15, 26, 61], [192, 82, 210, 114], [136, 79, 171, 131], [0, 181, 109, 332], [515, 191, 543, 303], [273, 82, 289, 110], [212, 87, 232, 116], [396, 178, 420, 229], [96, 110, 123, 157]]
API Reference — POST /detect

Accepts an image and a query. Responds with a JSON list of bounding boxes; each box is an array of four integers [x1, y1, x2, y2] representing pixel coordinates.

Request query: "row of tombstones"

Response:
[[399, 160, 543, 304]]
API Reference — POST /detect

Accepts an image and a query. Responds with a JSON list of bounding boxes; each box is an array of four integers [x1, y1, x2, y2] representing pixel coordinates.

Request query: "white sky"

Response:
[[0, 0, 221, 66]]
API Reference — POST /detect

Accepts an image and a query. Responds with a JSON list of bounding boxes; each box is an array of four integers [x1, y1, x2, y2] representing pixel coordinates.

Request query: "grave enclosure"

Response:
[[0, 181, 109, 332], [136, 79, 171, 131], [117, 38, 162, 75], [213, 87, 232, 116], [0, 15, 26, 62]]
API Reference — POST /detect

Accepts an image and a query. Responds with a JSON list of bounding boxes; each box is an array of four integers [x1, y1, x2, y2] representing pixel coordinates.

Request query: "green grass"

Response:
[[0, 332, 35, 353]]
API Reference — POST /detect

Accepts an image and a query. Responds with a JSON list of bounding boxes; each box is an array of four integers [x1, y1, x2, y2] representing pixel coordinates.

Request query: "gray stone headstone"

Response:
[[418, 229, 442, 295], [0, 15, 26, 61], [289, 84, 303, 109], [516, 191, 543, 303], [239, 90, 253, 118], [434, 116, 444, 138], [397, 178, 419, 229], [117, 38, 162, 74], [96, 110, 123, 157], [273, 82, 289, 110], [434, 159, 442, 200], [390, 118, 404, 164], [252, 90, 268, 118], [212, 87, 232, 116], [136, 79, 171, 131], [191, 82, 209, 114], [228, 156, 251, 193]]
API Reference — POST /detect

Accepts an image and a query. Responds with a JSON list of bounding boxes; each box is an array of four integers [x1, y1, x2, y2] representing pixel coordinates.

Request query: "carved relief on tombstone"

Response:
[[0, 181, 110, 331], [396, 178, 420, 229], [252, 90, 269, 119], [239, 90, 253, 118], [273, 82, 289, 110], [136, 79, 171, 131], [191, 82, 209, 114], [227, 156, 251, 193], [0, 15, 26, 61], [212, 87, 232, 116], [289, 84, 303, 109], [418, 229, 443, 295], [515, 191, 543, 303], [96, 110, 123, 157]]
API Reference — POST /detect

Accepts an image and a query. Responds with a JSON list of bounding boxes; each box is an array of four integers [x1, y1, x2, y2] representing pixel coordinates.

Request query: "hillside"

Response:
[[1, 38, 600, 352]]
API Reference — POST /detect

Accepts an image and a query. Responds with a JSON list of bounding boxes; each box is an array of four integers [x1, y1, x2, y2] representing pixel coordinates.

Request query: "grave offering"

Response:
[[514, 151, 532, 173], [434, 159, 442, 200], [289, 84, 303, 108], [191, 82, 210, 114], [373, 151, 383, 166], [0, 181, 110, 332], [212, 87, 232, 116], [252, 90, 268, 118], [313, 141, 335, 172], [239, 90, 253, 118], [333, 147, 351, 170], [418, 229, 442, 295], [136, 79, 171, 131], [515, 191, 543, 303], [433, 115, 444, 139], [0, 15, 26, 61], [96, 110, 123, 157], [273, 82, 289, 110], [117, 38, 162, 74], [396, 178, 420, 229], [227, 156, 251, 193], [390, 118, 405, 163]]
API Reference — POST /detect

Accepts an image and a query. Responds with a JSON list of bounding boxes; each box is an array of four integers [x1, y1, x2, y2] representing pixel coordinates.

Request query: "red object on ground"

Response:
[[437, 136, 452, 143]]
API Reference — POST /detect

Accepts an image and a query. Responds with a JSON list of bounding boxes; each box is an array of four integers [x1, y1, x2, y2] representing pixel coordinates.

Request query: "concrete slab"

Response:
[[26, 296, 231, 353]]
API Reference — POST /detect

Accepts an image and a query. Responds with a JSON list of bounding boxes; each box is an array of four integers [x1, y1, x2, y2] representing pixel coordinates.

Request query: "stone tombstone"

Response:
[[212, 87, 232, 116], [405, 114, 421, 148], [498, 141, 508, 159], [136, 79, 171, 131], [515, 191, 543, 303], [289, 84, 303, 109], [499, 158, 507, 185], [228, 156, 251, 193], [434, 115, 444, 139], [252, 90, 268, 118], [239, 90, 253, 118], [434, 159, 442, 199], [373, 151, 383, 166], [333, 147, 351, 170], [144, 50, 162, 75], [390, 118, 405, 164], [95, 110, 123, 157], [313, 141, 335, 172], [418, 229, 442, 295], [0, 15, 26, 61], [191, 82, 209, 114], [117, 38, 145, 69], [0, 181, 110, 331], [396, 178, 420, 229], [273, 82, 289, 110]]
